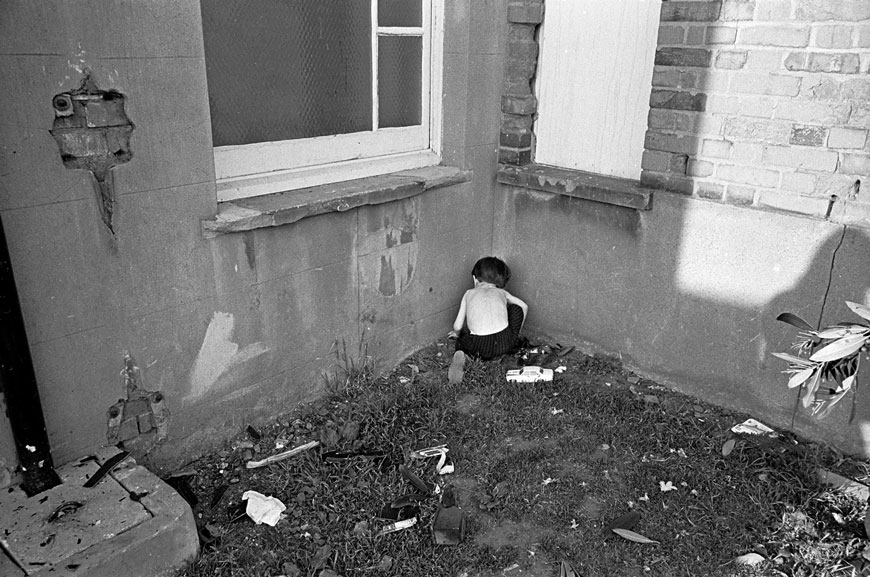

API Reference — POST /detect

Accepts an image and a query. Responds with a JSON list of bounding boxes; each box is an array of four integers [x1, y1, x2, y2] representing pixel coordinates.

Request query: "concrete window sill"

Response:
[[497, 164, 654, 210], [202, 165, 472, 237]]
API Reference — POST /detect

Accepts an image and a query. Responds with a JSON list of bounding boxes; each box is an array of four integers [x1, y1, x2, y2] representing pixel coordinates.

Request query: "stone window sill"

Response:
[[497, 163, 654, 210], [202, 165, 472, 237]]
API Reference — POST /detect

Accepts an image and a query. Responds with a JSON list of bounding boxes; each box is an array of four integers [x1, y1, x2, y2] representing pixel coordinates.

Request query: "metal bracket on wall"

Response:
[[49, 73, 134, 234]]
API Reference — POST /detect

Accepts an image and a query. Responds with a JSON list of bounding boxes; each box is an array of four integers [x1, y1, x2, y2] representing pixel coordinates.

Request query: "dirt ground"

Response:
[[175, 339, 870, 577]]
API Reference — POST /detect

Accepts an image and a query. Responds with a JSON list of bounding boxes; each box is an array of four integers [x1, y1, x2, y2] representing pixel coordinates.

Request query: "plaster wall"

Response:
[[0, 0, 505, 471], [493, 186, 870, 457]]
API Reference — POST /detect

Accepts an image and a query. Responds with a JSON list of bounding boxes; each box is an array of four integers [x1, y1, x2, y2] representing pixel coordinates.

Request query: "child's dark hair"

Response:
[[472, 256, 511, 288]]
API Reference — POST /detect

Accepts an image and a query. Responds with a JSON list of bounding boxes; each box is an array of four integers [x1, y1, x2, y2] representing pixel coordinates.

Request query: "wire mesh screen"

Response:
[[202, 1, 373, 147], [378, 36, 422, 129], [378, 0, 422, 27]]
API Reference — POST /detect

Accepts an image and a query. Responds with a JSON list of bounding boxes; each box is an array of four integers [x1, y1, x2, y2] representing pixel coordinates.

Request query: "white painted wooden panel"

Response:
[[534, 0, 661, 180]]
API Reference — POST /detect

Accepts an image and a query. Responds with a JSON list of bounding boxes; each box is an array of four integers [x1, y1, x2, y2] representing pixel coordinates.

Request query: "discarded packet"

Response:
[[730, 418, 777, 437], [242, 490, 286, 526]]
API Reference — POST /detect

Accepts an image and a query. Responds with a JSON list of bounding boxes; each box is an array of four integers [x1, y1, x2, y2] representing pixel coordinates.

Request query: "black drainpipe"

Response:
[[0, 213, 61, 496]]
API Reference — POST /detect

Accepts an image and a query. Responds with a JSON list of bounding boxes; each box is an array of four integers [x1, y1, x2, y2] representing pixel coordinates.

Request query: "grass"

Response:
[[175, 340, 870, 577]]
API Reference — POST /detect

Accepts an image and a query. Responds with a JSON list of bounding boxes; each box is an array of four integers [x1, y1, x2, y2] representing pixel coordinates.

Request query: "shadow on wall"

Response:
[[503, 185, 870, 458], [762, 226, 870, 453], [634, 0, 870, 455]]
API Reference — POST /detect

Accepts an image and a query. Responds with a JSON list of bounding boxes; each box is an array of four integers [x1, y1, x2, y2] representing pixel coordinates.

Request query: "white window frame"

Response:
[[213, 0, 444, 202]]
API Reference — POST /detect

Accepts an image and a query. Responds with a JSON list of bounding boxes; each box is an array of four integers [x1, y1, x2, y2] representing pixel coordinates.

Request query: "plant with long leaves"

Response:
[[773, 301, 870, 420]]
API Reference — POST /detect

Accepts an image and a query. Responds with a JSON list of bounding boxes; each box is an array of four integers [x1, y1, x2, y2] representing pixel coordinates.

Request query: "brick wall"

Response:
[[642, 0, 870, 218], [499, 1, 543, 166]]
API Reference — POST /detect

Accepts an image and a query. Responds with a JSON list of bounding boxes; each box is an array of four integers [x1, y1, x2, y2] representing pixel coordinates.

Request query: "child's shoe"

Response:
[[448, 351, 466, 384]]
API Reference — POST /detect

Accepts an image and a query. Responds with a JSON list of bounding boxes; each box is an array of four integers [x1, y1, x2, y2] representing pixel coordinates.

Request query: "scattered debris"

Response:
[[245, 440, 319, 469], [378, 517, 417, 535], [659, 481, 677, 492], [409, 444, 454, 474], [432, 505, 466, 544], [399, 464, 433, 494], [554, 365, 567, 373], [245, 425, 261, 440], [242, 490, 286, 526], [731, 418, 777, 437], [410, 444, 447, 459]]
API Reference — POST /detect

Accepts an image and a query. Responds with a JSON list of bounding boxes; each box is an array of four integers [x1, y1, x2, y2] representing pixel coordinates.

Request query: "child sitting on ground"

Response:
[[447, 256, 529, 383]]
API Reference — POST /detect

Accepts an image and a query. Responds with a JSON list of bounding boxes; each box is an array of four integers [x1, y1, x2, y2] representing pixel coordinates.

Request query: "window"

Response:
[[201, 0, 443, 202], [534, 0, 660, 180]]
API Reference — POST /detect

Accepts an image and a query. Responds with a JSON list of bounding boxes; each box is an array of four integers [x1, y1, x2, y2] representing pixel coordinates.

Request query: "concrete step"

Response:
[[1, 447, 198, 576]]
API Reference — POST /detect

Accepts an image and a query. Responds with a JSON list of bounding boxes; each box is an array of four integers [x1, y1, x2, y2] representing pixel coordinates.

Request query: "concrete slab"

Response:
[[0, 447, 197, 576]]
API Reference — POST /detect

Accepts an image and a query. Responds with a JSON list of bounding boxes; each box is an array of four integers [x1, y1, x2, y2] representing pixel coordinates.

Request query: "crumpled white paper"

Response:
[[730, 418, 777, 437], [242, 490, 286, 526]]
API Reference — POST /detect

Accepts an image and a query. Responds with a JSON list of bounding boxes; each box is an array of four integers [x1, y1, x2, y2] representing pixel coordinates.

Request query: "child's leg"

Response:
[[448, 350, 466, 384]]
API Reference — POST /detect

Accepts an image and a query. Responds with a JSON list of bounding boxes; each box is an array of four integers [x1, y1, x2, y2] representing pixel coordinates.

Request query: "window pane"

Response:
[[202, 0, 373, 147], [378, 36, 422, 129], [378, 0, 422, 27]]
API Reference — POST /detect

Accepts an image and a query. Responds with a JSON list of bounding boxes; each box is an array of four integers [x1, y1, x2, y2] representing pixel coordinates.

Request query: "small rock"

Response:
[[281, 562, 301, 577], [378, 556, 393, 571]]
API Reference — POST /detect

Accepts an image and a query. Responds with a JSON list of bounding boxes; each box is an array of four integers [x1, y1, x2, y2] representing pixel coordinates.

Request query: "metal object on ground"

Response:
[[432, 506, 465, 545]]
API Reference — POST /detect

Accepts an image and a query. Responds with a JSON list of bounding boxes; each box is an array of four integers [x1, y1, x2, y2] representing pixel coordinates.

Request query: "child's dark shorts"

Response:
[[456, 303, 524, 360]]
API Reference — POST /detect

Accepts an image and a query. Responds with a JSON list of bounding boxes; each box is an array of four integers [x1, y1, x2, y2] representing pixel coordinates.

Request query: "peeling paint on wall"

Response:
[[358, 199, 420, 298], [374, 244, 418, 297], [186, 312, 269, 401]]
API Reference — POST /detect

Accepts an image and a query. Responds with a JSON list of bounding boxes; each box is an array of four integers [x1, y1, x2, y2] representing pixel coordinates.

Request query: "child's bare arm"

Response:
[[449, 292, 469, 338], [503, 290, 528, 331], [504, 290, 528, 315]]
